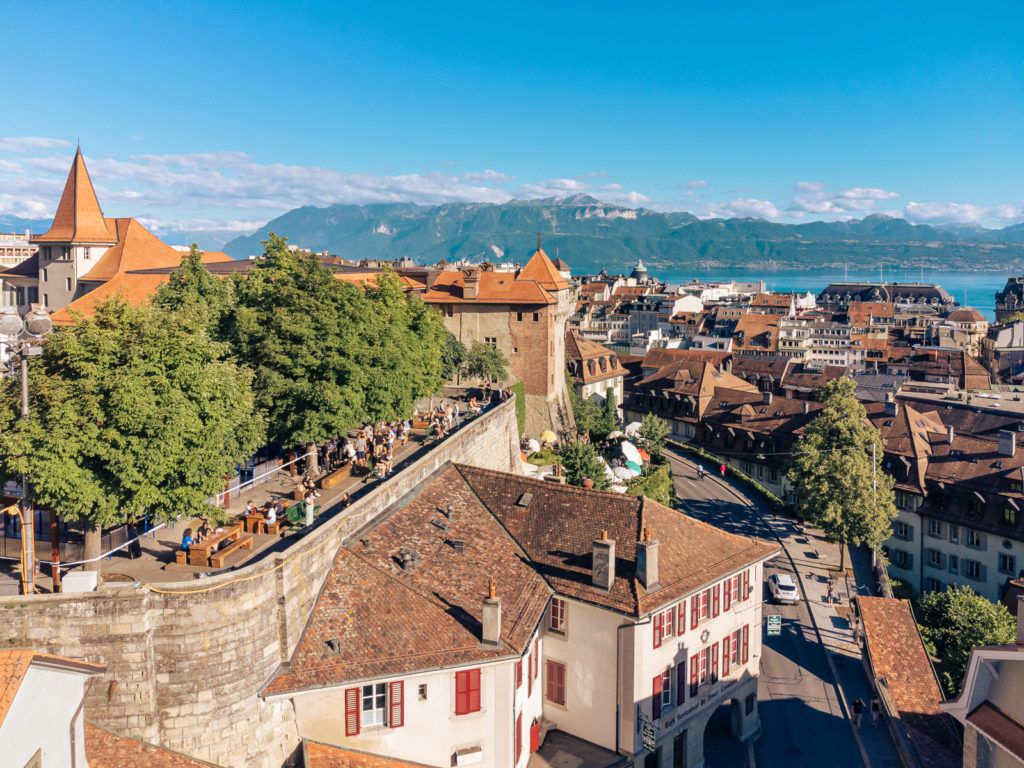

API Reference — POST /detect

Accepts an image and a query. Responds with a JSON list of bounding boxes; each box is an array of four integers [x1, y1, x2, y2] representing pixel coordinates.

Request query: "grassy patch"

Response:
[[526, 449, 560, 466], [511, 381, 526, 437]]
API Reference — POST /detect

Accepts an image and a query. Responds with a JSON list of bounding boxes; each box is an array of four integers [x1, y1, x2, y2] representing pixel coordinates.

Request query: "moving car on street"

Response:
[[768, 573, 801, 604]]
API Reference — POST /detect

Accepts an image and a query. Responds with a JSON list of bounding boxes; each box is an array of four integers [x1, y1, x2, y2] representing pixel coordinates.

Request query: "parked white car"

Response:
[[768, 573, 800, 604]]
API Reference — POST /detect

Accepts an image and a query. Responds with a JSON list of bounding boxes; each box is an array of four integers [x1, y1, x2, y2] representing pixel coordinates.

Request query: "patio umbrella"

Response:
[[626, 460, 643, 474], [606, 430, 625, 439], [527, 438, 541, 452], [624, 421, 642, 436], [540, 430, 559, 444], [613, 466, 639, 480], [621, 440, 642, 465]]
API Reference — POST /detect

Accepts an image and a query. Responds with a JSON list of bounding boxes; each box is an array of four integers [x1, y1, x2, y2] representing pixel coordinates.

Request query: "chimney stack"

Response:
[[637, 527, 660, 591], [482, 577, 501, 646], [762, 390, 773, 406], [463, 268, 480, 300], [884, 391, 898, 418], [592, 530, 615, 591], [947, 425, 955, 445], [999, 429, 1017, 458], [803, 401, 810, 415]]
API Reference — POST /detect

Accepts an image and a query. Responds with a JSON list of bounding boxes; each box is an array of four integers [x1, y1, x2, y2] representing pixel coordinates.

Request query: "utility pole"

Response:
[[19, 350, 34, 595]]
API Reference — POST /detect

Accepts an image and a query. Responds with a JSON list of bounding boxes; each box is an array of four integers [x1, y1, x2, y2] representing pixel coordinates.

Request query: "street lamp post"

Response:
[[0, 306, 53, 594]]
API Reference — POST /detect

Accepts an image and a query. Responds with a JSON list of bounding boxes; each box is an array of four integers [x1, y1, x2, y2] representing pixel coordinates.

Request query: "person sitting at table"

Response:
[[243, 500, 258, 518], [196, 520, 212, 542], [181, 528, 194, 553], [379, 451, 394, 477], [265, 502, 278, 525], [468, 396, 480, 413]]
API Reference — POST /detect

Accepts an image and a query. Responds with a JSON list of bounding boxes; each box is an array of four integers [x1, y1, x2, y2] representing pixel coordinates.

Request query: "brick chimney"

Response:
[[637, 527, 660, 590], [592, 530, 615, 591], [482, 577, 501, 646], [884, 391, 898, 418], [762, 390, 773, 406], [947, 425, 955, 445], [999, 430, 1017, 458], [803, 400, 810, 415], [463, 268, 481, 300]]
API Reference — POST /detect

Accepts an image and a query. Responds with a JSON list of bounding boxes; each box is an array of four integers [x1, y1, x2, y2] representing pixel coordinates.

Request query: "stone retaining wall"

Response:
[[0, 398, 520, 767]]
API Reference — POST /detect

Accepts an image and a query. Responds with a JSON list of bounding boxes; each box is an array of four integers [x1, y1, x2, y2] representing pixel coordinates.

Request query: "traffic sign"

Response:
[[642, 720, 656, 752], [766, 614, 782, 636]]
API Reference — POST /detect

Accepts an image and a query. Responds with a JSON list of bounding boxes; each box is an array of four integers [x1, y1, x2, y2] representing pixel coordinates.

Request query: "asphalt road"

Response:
[[667, 451, 866, 768]]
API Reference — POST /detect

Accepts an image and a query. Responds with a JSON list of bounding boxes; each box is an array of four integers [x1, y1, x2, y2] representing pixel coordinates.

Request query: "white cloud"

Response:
[[685, 179, 708, 189], [702, 198, 781, 219], [462, 169, 513, 184], [601, 190, 652, 206], [790, 181, 899, 216], [0, 136, 72, 152], [520, 178, 588, 197], [904, 201, 1024, 225]]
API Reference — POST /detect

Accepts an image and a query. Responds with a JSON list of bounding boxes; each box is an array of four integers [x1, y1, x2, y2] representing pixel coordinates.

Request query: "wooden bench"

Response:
[[209, 533, 254, 569], [175, 549, 188, 565], [320, 462, 353, 490]]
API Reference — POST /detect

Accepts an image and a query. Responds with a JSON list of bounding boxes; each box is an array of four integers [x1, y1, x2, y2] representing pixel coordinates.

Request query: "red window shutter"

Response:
[[721, 636, 731, 678], [689, 653, 700, 696], [528, 653, 533, 697], [678, 600, 686, 634], [516, 659, 523, 689], [723, 578, 732, 611], [691, 596, 699, 629], [468, 668, 481, 713], [653, 612, 663, 648], [712, 584, 721, 617], [455, 671, 469, 715], [344, 687, 360, 736], [389, 680, 404, 728], [676, 660, 686, 705], [742, 569, 750, 601], [534, 639, 540, 679], [652, 674, 663, 719], [711, 642, 719, 683], [741, 624, 749, 663], [515, 713, 523, 764]]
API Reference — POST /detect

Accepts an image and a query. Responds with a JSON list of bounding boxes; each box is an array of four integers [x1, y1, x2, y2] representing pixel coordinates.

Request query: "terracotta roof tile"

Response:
[[566, 331, 623, 384], [732, 314, 780, 353], [80, 218, 192, 282], [518, 248, 569, 291], [967, 702, 1024, 759], [0, 650, 105, 728], [422, 270, 555, 305], [85, 722, 221, 767], [305, 741, 435, 768], [32, 149, 116, 244]]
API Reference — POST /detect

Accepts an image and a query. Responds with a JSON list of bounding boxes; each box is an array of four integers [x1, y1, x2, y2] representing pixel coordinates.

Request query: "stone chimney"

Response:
[[803, 401, 810, 415], [482, 577, 501, 646], [884, 391, 898, 418], [999, 430, 1017, 458], [947, 425, 955, 445], [463, 268, 480, 300], [637, 527, 660, 591], [592, 530, 615, 591], [762, 390, 773, 406]]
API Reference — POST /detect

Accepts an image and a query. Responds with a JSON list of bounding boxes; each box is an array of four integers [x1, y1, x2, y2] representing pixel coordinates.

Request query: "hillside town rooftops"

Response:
[[304, 741, 437, 768], [422, 269, 556, 305], [566, 330, 622, 384]]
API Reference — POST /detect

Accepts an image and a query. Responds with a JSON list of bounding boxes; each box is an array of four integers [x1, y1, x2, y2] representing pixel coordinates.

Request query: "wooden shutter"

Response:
[[678, 600, 686, 634], [723, 578, 732, 611], [515, 712, 523, 764], [653, 612, 664, 648], [344, 687, 360, 736], [534, 639, 540, 679], [528, 652, 533, 697], [711, 642, 719, 683], [689, 653, 700, 697], [712, 584, 721, 617], [516, 659, 523, 689], [676, 660, 686, 705], [741, 624, 750, 664], [468, 668, 481, 713], [742, 569, 750, 601], [691, 596, 699, 629], [388, 680, 404, 728], [652, 674, 663, 719], [721, 636, 731, 678], [455, 670, 469, 715]]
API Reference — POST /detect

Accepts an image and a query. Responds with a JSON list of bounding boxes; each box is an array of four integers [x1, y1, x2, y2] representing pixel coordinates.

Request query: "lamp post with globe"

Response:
[[0, 305, 53, 594]]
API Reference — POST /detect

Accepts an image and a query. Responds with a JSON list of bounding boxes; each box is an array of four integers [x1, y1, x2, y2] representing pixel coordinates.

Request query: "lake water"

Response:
[[656, 268, 1014, 321]]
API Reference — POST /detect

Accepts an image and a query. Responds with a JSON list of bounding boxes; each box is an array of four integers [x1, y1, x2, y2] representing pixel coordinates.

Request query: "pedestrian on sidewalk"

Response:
[[852, 698, 864, 731], [826, 578, 835, 603], [719, 462, 726, 478], [871, 697, 881, 727]]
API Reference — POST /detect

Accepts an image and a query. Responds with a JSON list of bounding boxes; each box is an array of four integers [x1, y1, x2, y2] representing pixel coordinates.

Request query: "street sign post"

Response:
[[767, 614, 782, 636], [638, 709, 656, 751]]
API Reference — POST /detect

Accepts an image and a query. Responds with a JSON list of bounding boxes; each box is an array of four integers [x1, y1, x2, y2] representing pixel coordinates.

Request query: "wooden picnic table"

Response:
[[187, 522, 243, 566]]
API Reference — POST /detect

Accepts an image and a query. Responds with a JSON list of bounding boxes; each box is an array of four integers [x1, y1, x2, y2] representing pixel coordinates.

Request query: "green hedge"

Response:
[[511, 381, 526, 437], [668, 440, 788, 513]]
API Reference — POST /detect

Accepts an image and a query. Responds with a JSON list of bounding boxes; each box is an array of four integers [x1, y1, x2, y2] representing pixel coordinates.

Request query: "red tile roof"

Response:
[[566, 331, 623, 384], [967, 702, 1024, 760], [518, 248, 569, 291], [858, 597, 960, 768], [0, 650, 105, 728], [422, 270, 555, 305], [32, 148, 117, 244], [85, 722, 221, 767], [304, 741, 436, 768]]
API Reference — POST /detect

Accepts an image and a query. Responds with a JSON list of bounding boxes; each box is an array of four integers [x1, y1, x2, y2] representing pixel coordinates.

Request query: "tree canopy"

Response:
[[0, 300, 264, 558], [151, 244, 235, 337], [462, 341, 509, 385], [559, 439, 610, 490], [917, 586, 1017, 695], [787, 377, 897, 570], [637, 412, 670, 457]]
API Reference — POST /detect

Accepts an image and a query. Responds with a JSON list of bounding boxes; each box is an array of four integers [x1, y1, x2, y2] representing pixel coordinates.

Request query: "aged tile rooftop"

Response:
[[304, 741, 437, 768], [0, 650, 105, 728], [266, 463, 777, 696], [966, 702, 1024, 760], [85, 722, 222, 767]]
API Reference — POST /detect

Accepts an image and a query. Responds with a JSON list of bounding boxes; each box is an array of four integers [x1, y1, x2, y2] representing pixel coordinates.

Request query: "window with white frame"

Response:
[[965, 559, 982, 580], [999, 553, 1016, 575], [549, 597, 567, 633], [966, 529, 983, 549], [362, 683, 387, 727], [659, 669, 672, 709], [928, 519, 943, 537]]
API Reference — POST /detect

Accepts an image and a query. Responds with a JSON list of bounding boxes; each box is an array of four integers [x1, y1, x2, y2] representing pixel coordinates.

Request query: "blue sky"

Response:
[[2, 1, 1023, 242]]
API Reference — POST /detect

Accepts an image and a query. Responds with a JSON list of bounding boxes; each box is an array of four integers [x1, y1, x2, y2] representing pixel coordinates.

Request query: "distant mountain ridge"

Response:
[[223, 195, 1024, 274]]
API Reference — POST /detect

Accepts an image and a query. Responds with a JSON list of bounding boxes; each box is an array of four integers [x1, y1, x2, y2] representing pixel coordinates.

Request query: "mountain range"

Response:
[[222, 195, 1024, 274], [8, 197, 1024, 276]]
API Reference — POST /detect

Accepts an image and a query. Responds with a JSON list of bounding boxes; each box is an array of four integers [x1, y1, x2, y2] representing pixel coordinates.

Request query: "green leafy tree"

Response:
[[788, 377, 897, 571], [917, 586, 1016, 695], [441, 333, 468, 382], [559, 439, 610, 490], [152, 245, 235, 337], [462, 341, 509, 385], [999, 311, 1024, 325], [0, 300, 264, 569], [601, 388, 620, 435], [637, 412, 670, 456], [228, 234, 370, 470], [573, 397, 604, 440], [626, 462, 674, 506]]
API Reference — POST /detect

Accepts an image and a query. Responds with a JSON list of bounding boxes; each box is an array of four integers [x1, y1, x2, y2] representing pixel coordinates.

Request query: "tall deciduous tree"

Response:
[[637, 412, 670, 457], [559, 439, 610, 490], [917, 586, 1016, 695], [0, 300, 264, 569], [787, 377, 897, 571], [152, 245, 235, 337], [462, 341, 509, 385]]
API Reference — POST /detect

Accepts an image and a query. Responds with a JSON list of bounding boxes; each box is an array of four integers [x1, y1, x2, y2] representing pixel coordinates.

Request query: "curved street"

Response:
[[665, 448, 901, 768]]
